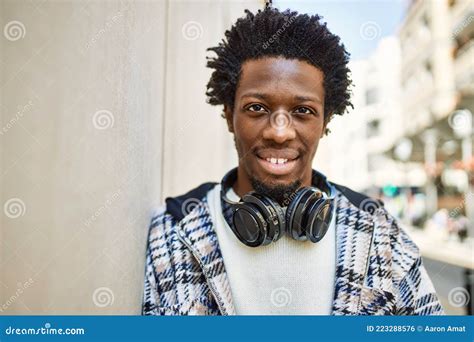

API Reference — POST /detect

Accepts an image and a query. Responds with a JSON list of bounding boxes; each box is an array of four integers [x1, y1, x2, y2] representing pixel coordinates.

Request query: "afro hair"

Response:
[[206, 7, 353, 132]]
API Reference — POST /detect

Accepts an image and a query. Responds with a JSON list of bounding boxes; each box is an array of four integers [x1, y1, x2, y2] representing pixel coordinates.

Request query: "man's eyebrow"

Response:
[[294, 95, 322, 104], [240, 92, 269, 100]]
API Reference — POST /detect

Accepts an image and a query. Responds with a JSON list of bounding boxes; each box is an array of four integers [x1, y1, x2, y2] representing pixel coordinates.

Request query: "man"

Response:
[[142, 7, 444, 315]]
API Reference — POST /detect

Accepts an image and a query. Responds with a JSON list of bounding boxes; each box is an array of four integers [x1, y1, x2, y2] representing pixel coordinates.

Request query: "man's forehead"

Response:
[[237, 57, 325, 99]]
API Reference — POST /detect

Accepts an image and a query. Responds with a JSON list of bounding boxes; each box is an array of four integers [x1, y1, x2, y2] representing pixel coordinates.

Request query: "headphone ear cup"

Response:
[[231, 201, 267, 247], [304, 196, 334, 242], [243, 192, 285, 243], [285, 187, 315, 241]]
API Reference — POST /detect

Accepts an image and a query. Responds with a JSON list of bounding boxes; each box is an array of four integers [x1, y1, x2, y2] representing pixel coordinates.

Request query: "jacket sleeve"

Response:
[[141, 209, 167, 315], [142, 248, 160, 315], [391, 222, 445, 315]]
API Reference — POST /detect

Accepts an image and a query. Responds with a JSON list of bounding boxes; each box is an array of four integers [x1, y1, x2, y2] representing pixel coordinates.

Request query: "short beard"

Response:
[[250, 176, 302, 207]]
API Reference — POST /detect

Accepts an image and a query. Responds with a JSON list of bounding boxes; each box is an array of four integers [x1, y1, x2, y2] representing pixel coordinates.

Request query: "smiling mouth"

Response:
[[255, 154, 300, 175]]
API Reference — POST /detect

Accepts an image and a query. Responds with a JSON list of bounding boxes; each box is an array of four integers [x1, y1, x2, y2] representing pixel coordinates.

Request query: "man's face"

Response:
[[225, 57, 327, 202]]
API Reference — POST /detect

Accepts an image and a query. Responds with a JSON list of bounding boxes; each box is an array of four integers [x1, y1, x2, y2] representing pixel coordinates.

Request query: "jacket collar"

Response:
[[175, 188, 377, 315]]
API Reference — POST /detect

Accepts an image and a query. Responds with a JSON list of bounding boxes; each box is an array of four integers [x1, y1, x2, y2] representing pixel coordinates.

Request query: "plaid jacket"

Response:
[[142, 182, 444, 315]]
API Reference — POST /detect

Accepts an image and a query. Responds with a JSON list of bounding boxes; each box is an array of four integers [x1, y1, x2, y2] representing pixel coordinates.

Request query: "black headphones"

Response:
[[220, 167, 336, 247]]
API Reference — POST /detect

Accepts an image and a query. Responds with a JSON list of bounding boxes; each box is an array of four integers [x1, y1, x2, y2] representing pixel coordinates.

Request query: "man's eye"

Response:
[[294, 107, 315, 115], [247, 104, 267, 113]]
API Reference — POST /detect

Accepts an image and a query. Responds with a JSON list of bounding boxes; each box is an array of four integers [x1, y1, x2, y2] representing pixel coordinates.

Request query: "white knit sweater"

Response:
[[207, 184, 336, 315]]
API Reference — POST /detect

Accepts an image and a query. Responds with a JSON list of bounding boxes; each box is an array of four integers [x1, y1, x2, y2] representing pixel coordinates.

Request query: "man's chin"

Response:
[[249, 175, 302, 207]]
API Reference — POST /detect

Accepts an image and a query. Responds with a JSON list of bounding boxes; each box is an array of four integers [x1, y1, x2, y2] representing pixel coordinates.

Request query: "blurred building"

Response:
[[398, 0, 473, 230], [391, 0, 473, 314]]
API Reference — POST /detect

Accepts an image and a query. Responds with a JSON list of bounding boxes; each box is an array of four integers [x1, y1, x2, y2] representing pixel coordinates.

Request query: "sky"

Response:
[[275, 0, 409, 60]]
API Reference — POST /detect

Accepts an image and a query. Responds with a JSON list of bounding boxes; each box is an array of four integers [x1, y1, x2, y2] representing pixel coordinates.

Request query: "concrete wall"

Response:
[[0, 0, 258, 315]]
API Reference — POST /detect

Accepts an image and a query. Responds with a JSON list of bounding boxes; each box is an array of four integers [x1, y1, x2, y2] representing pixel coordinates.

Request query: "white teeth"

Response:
[[265, 158, 288, 164]]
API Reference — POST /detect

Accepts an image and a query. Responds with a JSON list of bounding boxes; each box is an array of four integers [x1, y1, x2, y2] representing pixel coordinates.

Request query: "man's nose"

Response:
[[262, 110, 296, 144]]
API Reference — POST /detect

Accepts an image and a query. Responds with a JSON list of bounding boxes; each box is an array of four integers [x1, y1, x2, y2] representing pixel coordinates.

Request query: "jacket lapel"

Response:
[[175, 200, 236, 315], [331, 192, 375, 315]]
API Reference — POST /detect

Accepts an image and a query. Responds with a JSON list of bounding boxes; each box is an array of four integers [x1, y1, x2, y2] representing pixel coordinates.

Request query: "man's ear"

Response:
[[223, 105, 234, 133]]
